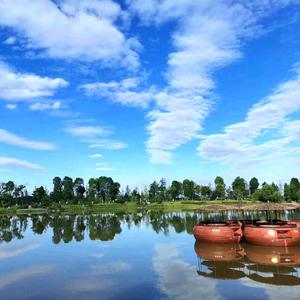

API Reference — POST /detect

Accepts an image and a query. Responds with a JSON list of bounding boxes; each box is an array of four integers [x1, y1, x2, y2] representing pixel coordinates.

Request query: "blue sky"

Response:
[[0, 0, 300, 190]]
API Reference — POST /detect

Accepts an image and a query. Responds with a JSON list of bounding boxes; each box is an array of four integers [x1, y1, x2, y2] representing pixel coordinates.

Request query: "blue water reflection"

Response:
[[0, 211, 299, 300]]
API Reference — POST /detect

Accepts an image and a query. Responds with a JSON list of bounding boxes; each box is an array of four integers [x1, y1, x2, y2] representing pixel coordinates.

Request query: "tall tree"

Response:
[[182, 179, 196, 200], [214, 176, 226, 199], [200, 185, 212, 200], [249, 177, 259, 195], [232, 177, 247, 200], [88, 178, 97, 202], [169, 180, 183, 200], [74, 178, 85, 198], [158, 178, 167, 202], [4, 181, 15, 196], [289, 178, 300, 201], [284, 183, 290, 202], [123, 185, 131, 202], [62, 176, 74, 201], [51, 177, 63, 203], [149, 181, 159, 202], [33, 186, 48, 203]]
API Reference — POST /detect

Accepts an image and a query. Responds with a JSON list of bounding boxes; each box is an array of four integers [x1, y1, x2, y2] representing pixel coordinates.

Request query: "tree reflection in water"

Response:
[[0, 212, 200, 244]]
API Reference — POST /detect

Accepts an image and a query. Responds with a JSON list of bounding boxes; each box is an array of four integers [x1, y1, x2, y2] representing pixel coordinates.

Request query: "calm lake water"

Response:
[[0, 210, 300, 300]]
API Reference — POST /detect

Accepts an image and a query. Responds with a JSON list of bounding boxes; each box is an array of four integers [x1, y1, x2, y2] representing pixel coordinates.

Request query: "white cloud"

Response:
[[0, 265, 54, 290], [0, 243, 40, 259], [0, 0, 140, 68], [89, 141, 128, 150], [0, 61, 68, 101], [80, 77, 154, 108], [29, 101, 62, 111], [89, 153, 103, 159], [91, 0, 295, 164], [6, 103, 17, 110], [65, 126, 111, 138], [240, 276, 300, 300], [153, 243, 219, 300], [0, 128, 56, 150], [4, 36, 16, 45], [0, 157, 44, 171], [198, 67, 300, 175], [128, 1, 300, 164]]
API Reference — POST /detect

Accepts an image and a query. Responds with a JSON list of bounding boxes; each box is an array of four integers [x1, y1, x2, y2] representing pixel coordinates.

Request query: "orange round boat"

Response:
[[243, 220, 300, 247], [193, 221, 242, 243]]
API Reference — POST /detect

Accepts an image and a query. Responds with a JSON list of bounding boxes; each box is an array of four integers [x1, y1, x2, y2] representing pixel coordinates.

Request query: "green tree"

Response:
[[5, 181, 15, 196], [289, 178, 300, 201], [232, 177, 247, 200], [74, 178, 85, 198], [200, 185, 212, 200], [249, 177, 259, 195], [33, 186, 48, 203], [214, 176, 226, 199], [149, 181, 159, 202], [169, 180, 183, 200], [123, 185, 131, 202], [131, 188, 141, 203], [158, 178, 167, 202], [283, 183, 290, 202], [51, 177, 63, 203], [88, 178, 97, 202], [253, 183, 282, 203], [62, 176, 74, 202], [182, 179, 196, 200]]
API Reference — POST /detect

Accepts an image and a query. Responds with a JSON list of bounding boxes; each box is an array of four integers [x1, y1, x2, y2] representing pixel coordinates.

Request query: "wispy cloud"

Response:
[[0, 157, 44, 171], [5, 103, 17, 110], [80, 77, 154, 108], [65, 126, 112, 139], [0, 265, 54, 290], [89, 153, 103, 159], [80, 1, 299, 164], [198, 66, 300, 174], [0, 61, 68, 101], [89, 141, 128, 150], [0, 128, 56, 150], [0, 243, 40, 260], [0, 0, 140, 68], [29, 101, 62, 111]]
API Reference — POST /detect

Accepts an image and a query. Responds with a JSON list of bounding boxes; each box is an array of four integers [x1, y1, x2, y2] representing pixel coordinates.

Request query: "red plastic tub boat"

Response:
[[193, 221, 242, 243], [243, 220, 300, 247]]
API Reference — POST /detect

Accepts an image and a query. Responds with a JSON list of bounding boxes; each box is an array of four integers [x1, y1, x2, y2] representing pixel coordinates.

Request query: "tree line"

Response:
[[1, 176, 300, 207]]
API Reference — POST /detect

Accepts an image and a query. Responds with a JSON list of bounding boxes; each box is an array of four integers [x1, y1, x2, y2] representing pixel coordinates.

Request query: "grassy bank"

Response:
[[0, 200, 299, 215]]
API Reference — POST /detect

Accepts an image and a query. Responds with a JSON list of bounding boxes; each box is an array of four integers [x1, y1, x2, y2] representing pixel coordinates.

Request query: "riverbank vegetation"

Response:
[[1, 176, 300, 211]]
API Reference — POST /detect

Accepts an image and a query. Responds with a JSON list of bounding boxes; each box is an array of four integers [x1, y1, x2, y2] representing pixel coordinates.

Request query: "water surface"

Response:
[[0, 210, 300, 300]]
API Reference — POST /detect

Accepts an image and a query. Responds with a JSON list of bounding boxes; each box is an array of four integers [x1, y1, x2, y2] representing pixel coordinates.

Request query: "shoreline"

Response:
[[0, 201, 299, 215]]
